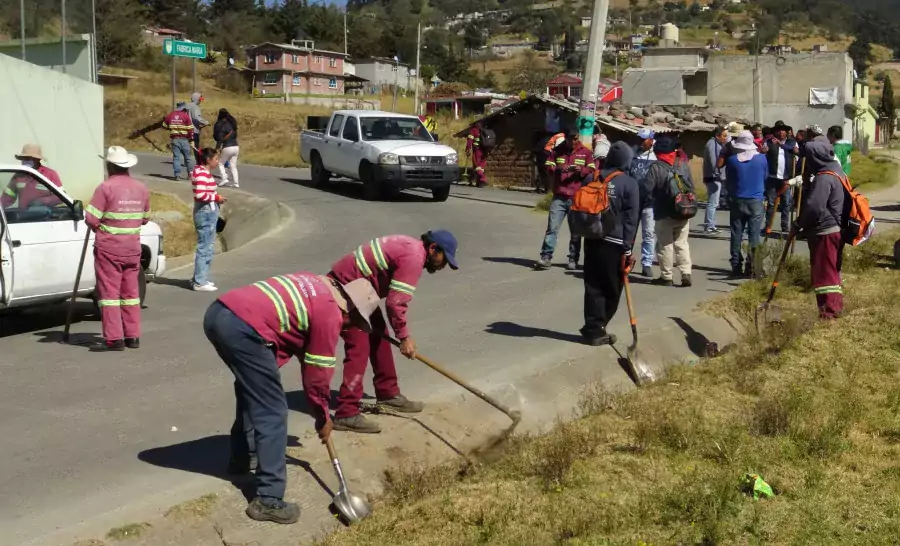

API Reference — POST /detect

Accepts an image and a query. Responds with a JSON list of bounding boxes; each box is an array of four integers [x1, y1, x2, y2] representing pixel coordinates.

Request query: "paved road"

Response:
[[1, 154, 750, 545]]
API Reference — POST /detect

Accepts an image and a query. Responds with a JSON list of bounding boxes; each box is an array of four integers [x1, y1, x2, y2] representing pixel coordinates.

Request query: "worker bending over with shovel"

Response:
[[204, 273, 380, 524], [328, 230, 459, 434], [85, 146, 150, 352]]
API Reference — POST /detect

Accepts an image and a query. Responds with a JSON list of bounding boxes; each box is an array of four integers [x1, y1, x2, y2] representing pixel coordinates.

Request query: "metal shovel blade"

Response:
[[333, 484, 371, 524], [627, 344, 656, 386], [754, 302, 783, 335]]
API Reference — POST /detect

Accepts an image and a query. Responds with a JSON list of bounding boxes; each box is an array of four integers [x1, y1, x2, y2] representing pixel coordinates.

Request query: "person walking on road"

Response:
[[537, 130, 594, 271], [795, 139, 846, 319], [214, 109, 240, 188], [205, 273, 379, 524], [3, 144, 64, 208], [465, 122, 488, 188], [162, 103, 195, 180], [328, 231, 459, 434], [84, 146, 150, 352], [764, 120, 798, 234], [629, 128, 657, 277], [644, 135, 695, 287], [702, 126, 729, 234], [191, 148, 226, 292], [725, 131, 768, 277], [580, 141, 640, 347], [184, 92, 209, 154]]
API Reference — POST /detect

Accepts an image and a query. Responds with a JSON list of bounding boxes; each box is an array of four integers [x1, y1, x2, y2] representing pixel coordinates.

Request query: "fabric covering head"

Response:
[[604, 141, 634, 172], [804, 139, 839, 173], [731, 130, 758, 162]]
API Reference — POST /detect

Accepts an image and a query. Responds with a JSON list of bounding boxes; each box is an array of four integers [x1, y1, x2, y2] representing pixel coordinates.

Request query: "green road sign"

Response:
[[163, 39, 207, 59]]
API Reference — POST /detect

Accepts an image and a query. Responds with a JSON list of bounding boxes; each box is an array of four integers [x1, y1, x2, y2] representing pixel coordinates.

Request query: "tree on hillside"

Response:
[[91, 0, 148, 64], [463, 21, 487, 55], [506, 50, 554, 94], [881, 75, 895, 148], [848, 37, 873, 76]]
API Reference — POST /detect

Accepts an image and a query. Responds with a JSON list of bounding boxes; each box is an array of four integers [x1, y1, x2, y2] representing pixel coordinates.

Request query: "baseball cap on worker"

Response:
[[637, 128, 655, 140], [428, 229, 459, 270]]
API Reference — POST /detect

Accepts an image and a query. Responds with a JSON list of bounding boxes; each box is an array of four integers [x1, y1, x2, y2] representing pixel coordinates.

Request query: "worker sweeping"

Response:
[[465, 122, 489, 187], [328, 231, 459, 434], [205, 273, 380, 524], [84, 146, 150, 352]]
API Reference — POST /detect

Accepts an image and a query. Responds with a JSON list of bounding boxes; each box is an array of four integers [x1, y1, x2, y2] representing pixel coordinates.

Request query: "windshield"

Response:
[[360, 117, 433, 142]]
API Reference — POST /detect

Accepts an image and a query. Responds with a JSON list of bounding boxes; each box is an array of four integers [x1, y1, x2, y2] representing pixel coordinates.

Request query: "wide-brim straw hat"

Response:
[[15, 144, 44, 161]]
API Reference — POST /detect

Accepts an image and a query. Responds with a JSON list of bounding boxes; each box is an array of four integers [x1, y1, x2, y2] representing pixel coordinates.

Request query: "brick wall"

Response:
[[482, 108, 570, 188]]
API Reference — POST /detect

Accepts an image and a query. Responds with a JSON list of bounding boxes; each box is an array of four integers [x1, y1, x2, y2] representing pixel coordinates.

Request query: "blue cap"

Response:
[[428, 229, 458, 270], [637, 128, 655, 140]]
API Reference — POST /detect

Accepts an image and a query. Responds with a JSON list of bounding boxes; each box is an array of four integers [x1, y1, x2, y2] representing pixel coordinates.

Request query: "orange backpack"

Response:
[[822, 171, 875, 246], [570, 171, 621, 238]]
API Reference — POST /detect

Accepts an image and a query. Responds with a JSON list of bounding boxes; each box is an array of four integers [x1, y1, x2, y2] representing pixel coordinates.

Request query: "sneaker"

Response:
[[566, 260, 578, 271], [90, 340, 126, 352], [705, 226, 721, 234], [333, 414, 382, 434], [245, 497, 300, 525], [535, 257, 552, 270], [584, 333, 617, 346], [193, 283, 218, 292], [681, 274, 693, 287], [377, 394, 424, 413], [125, 338, 140, 349], [651, 277, 674, 287], [641, 265, 654, 278], [227, 454, 258, 474]]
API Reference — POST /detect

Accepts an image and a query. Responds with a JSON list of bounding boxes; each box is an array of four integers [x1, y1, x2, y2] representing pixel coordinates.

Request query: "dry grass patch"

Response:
[[105, 522, 151, 541], [163, 493, 218, 521], [319, 229, 900, 546], [148, 192, 194, 258]]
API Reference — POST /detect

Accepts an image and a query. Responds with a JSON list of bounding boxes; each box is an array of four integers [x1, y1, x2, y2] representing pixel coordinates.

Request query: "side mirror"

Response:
[[72, 200, 84, 221]]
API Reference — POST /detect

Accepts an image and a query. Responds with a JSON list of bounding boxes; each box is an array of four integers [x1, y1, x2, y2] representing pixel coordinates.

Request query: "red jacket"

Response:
[[162, 110, 194, 140], [329, 235, 425, 340], [84, 174, 150, 257], [218, 273, 343, 420], [466, 127, 481, 154], [545, 141, 595, 198], [1, 165, 63, 208]]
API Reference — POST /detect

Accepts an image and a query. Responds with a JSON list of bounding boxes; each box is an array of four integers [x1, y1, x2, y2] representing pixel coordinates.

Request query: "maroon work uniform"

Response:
[[84, 175, 150, 342], [162, 109, 194, 141], [1, 165, 63, 208], [329, 235, 426, 419], [544, 141, 595, 198], [466, 127, 487, 185], [218, 273, 343, 419]]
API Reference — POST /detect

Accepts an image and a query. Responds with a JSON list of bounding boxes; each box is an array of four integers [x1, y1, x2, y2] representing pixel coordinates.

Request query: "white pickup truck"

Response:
[[300, 110, 459, 201], [0, 164, 166, 313]]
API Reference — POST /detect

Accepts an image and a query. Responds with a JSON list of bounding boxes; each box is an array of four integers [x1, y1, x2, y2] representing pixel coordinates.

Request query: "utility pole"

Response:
[[91, 0, 97, 82], [752, 25, 762, 123], [577, 0, 610, 146], [61, 0, 67, 73], [393, 56, 399, 111], [192, 59, 197, 92], [343, 11, 348, 55], [171, 57, 176, 111], [19, 0, 25, 60], [414, 22, 422, 115]]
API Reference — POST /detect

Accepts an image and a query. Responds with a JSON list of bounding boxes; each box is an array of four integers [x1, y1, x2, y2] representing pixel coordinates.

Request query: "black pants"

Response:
[[582, 239, 625, 339], [204, 301, 287, 501]]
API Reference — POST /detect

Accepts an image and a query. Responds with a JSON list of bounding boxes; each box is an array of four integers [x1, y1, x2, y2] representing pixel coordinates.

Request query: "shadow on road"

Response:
[[691, 264, 737, 277], [669, 317, 713, 358], [485, 321, 583, 344], [482, 256, 538, 269], [872, 204, 900, 212], [285, 389, 346, 415], [34, 330, 104, 348], [152, 277, 195, 291], [0, 303, 98, 339], [280, 178, 432, 203]]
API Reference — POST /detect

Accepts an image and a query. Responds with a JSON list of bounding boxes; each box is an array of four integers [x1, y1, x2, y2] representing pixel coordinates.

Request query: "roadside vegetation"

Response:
[[149, 191, 195, 258], [321, 229, 900, 545]]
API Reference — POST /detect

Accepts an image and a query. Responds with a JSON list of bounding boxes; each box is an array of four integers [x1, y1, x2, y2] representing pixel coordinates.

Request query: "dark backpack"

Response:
[[481, 128, 497, 149], [664, 164, 698, 220]]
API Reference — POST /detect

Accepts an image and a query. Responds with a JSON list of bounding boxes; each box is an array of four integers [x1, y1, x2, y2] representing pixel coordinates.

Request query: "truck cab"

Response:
[[0, 165, 165, 312]]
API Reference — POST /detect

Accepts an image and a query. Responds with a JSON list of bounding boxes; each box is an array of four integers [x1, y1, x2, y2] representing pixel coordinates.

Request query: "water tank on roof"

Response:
[[661, 23, 679, 43]]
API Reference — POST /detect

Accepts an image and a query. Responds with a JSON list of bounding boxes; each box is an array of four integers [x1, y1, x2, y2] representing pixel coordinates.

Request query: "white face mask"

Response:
[[21, 159, 36, 168]]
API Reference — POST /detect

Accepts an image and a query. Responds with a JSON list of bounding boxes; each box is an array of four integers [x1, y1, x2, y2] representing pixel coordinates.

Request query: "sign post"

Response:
[[163, 39, 208, 110]]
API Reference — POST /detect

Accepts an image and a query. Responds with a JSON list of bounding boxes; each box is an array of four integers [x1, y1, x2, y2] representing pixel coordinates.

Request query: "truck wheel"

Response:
[[360, 164, 382, 201], [139, 268, 147, 306], [311, 153, 330, 187], [432, 185, 451, 202]]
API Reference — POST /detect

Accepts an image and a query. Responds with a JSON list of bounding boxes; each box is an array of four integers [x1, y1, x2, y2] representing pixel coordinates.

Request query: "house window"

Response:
[[291, 54, 299, 63], [314, 78, 321, 86], [264, 72, 278, 85], [392, 64, 398, 72], [314, 55, 322, 64], [293, 74, 301, 85], [329, 77, 337, 89], [264, 52, 277, 64], [329, 58, 337, 68]]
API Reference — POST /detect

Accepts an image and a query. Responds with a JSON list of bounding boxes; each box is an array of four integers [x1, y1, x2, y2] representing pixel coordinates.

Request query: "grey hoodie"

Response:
[[797, 139, 844, 236], [599, 142, 641, 252], [183, 92, 209, 128], [702, 136, 726, 182]]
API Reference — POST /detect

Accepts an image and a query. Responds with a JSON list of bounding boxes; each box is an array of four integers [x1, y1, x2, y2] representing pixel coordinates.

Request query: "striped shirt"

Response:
[[191, 166, 220, 204]]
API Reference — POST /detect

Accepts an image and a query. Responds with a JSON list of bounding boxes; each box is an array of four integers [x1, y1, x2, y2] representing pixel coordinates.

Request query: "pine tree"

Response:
[[882, 76, 895, 148]]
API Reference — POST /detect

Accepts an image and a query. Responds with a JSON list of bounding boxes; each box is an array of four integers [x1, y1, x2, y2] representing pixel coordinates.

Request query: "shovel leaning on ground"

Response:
[[754, 229, 797, 335], [622, 271, 656, 386], [63, 228, 92, 344], [324, 436, 371, 524]]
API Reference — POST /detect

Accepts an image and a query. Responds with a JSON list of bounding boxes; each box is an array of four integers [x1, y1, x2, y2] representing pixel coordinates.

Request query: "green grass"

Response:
[[319, 229, 900, 546], [105, 522, 151, 541], [852, 152, 899, 192]]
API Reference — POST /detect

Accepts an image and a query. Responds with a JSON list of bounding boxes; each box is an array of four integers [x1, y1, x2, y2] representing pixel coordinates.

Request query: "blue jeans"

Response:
[[704, 178, 721, 229], [171, 138, 195, 179], [765, 178, 793, 233], [204, 301, 287, 501], [192, 202, 218, 286], [730, 198, 764, 269], [540, 196, 581, 263], [640, 207, 656, 267]]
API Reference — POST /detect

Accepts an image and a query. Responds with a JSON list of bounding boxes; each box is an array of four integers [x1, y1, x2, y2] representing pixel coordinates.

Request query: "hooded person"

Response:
[[795, 139, 846, 319], [579, 141, 640, 346], [724, 130, 768, 277]]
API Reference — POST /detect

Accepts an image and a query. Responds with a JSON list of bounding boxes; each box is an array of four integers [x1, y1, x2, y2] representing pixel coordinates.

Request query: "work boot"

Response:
[[246, 497, 300, 525], [333, 414, 382, 434], [125, 338, 140, 349], [91, 340, 126, 352], [566, 260, 578, 271], [476, 182, 487, 188], [227, 454, 258, 474], [681, 274, 693, 288], [651, 277, 674, 287], [731, 265, 743, 278], [641, 265, 654, 278], [535, 257, 552, 270], [743, 260, 753, 278], [378, 394, 424, 413], [584, 333, 617, 346]]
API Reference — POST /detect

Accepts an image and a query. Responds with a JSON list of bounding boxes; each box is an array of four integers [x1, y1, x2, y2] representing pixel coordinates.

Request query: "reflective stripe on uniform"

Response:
[[104, 211, 146, 220], [85, 204, 104, 219], [556, 158, 566, 164], [370, 239, 388, 270], [544, 161, 555, 167], [304, 353, 336, 367], [271, 275, 308, 331], [467, 135, 474, 140], [121, 298, 140, 306], [3, 187, 15, 197], [99, 225, 141, 235], [97, 299, 120, 307], [354, 245, 373, 277], [254, 281, 289, 333], [389, 279, 416, 296], [573, 159, 586, 165], [814, 285, 843, 295]]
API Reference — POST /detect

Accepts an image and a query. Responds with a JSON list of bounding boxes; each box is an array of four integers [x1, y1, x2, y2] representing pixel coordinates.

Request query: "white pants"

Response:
[[655, 217, 692, 280], [218, 146, 239, 187]]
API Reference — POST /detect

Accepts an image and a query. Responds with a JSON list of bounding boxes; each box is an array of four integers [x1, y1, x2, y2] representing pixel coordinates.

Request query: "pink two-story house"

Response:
[[246, 41, 352, 96]]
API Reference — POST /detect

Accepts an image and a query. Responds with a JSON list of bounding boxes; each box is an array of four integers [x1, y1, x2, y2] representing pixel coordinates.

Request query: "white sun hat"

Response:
[[100, 146, 138, 168]]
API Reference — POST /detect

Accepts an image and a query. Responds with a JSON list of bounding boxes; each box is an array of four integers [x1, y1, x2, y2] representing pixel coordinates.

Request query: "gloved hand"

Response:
[[787, 175, 803, 187], [621, 252, 636, 275]]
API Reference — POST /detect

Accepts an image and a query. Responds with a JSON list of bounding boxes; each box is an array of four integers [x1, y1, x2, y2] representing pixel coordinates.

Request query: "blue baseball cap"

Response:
[[428, 229, 458, 270], [637, 128, 655, 140]]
